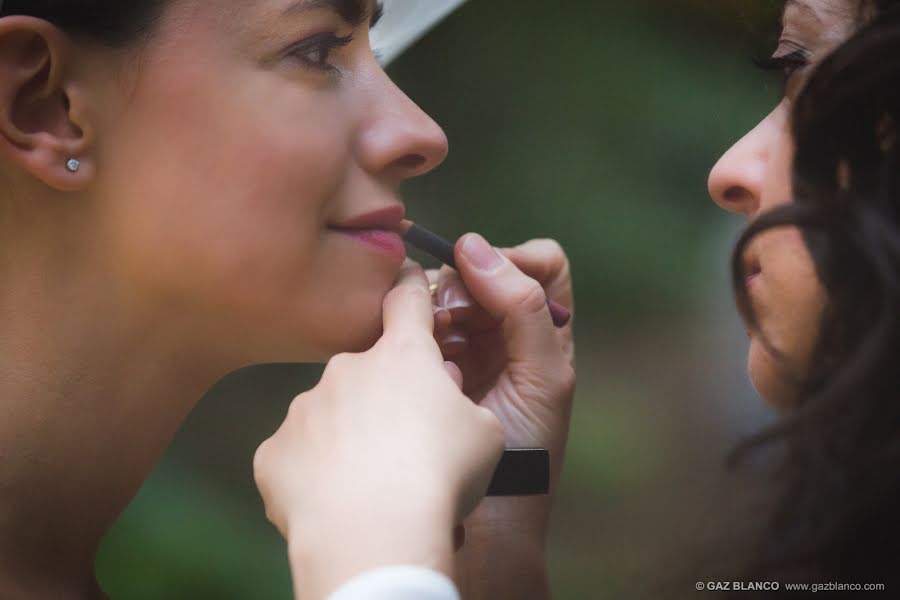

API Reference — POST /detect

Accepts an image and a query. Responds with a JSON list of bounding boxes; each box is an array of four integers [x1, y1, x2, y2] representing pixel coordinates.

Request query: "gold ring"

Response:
[[429, 282, 439, 294]]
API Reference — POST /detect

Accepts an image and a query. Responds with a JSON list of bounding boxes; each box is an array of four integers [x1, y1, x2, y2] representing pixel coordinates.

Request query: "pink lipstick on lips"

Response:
[[329, 206, 407, 261]]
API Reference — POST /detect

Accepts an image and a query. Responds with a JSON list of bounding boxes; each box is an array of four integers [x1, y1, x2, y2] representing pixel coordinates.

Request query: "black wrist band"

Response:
[[486, 448, 550, 496]]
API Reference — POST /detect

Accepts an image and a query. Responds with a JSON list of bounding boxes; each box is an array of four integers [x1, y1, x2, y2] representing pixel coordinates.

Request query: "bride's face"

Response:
[[91, 0, 447, 363], [707, 0, 862, 406]]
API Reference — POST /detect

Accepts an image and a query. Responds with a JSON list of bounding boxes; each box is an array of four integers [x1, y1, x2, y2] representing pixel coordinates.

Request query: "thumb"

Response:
[[444, 361, 464, 390], [454, 233, 560, 363], [382, 260, 436, 342]]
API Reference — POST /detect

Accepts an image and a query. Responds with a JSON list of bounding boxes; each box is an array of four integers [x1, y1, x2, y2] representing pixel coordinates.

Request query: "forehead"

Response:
[[236, 0, 375, 20], [145, 0, 379, 56], [784, 0, 856, 25], [782, 0, 858, 44], [281, 0, 374, 23], [163, 0, 376, 31]]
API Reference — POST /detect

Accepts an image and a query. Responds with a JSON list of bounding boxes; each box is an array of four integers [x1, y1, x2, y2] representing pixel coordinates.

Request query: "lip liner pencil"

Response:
[[397, 220, 572, 328]]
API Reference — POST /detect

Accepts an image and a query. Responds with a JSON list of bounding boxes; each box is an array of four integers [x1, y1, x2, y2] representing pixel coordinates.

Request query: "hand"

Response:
[[429, 235, 576, 599], [253, 261, 506, 600]]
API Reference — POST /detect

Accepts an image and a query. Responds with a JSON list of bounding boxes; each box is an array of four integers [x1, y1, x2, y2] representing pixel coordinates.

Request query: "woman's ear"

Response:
[[0, 16, 95, 191]]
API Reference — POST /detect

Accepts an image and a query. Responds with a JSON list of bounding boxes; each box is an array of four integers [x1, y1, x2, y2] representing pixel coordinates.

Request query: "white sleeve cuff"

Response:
[[326, 566, 460, 600]]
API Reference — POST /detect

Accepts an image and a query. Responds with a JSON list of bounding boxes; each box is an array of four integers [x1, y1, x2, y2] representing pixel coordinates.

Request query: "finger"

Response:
[[499, 239, 569, 288], [443, 299, 497, 333], [382, 261, 435, 339], [454, 233, 561, 363], [428, 270, 453, 333], [446, 241, 574, 332], [433, 306, 452, 332], [499, 239, 573, 310], [453, 524, 466, 552], [436, 266, 476, 319], [425, 268, 441, 287], [438, 328, 468, 358], [444, 361, 464, 390], [426, 268, 441, 309]]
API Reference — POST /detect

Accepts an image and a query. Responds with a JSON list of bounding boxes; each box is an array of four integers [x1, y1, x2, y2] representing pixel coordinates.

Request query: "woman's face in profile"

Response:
[[708, 0, 860, 406], [90, 0, 447, 363]]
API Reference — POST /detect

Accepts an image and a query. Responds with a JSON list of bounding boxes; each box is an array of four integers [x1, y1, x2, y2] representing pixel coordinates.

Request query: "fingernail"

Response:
[[549, 300, 571, 327], [440, 285, 473, 311], [461, 234, 502, 271], [433, 307, 452, 329], [439, 332, 468, 356], [441, 332, 467, 345]]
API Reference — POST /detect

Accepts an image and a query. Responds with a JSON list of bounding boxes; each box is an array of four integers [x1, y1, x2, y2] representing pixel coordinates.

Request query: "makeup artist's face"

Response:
[[707, 0, 861, 406], [92, 0, 447, 363]]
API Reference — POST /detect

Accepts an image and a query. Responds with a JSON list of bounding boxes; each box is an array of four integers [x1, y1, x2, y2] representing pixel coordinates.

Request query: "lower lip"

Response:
[[330, 228, 407, 260], [746, 272, 761, 287]]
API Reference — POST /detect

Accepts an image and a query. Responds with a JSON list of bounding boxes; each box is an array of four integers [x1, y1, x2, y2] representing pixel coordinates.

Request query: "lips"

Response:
[[328, 205, 407, 260], [743, 254, 762, 286], [329, 205, 405, 232]]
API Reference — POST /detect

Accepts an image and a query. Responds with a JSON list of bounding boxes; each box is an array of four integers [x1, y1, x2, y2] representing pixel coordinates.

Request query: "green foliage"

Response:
[[98, 461, 292, 600]]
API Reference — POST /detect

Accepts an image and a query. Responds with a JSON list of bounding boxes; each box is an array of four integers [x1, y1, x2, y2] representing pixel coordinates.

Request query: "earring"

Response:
[[66, 158, 80, 173]]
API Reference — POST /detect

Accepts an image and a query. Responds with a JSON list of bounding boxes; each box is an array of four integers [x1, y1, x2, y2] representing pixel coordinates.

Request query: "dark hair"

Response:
[[728, 0, 900, 593], [0, 0, 168, 46]]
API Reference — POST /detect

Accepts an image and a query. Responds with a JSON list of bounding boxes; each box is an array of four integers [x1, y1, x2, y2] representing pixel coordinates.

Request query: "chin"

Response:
[[308, 312, 385, 361], [747, 339, 796, 411]]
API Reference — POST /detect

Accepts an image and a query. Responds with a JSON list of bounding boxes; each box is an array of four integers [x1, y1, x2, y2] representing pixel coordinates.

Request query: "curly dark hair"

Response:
[[728, 0, 900, 593]]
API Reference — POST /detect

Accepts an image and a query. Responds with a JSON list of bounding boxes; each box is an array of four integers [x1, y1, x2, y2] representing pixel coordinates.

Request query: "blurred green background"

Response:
[[97, 1, 788, 598]]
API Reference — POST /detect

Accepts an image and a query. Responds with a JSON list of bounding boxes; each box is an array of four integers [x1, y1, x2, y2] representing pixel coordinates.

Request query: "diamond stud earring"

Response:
[[66, 158, 80, 173]]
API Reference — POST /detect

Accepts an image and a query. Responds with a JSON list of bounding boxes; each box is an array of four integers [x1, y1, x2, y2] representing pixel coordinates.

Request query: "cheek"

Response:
[[758, 115, 795, 214], [747, 228, 828, 404], [108, 90, 342, 280], [747, 338, 793, 408], [93, 53, 392, 356]]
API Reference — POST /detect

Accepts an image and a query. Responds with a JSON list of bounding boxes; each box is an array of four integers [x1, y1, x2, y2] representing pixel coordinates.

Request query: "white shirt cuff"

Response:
[[326, 566, 460, 600]]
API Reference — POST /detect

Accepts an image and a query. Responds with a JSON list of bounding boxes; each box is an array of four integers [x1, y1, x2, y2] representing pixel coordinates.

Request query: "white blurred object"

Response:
[[370, 0, 469, 66]]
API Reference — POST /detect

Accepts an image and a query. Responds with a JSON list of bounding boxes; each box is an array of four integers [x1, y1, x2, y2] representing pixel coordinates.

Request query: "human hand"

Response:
[[253, 261, 505, 600], [428, 235, 576, 599]]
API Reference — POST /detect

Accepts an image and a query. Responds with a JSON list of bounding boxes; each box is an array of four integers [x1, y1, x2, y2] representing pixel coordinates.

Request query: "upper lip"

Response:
[[329, 205, 405, 231]]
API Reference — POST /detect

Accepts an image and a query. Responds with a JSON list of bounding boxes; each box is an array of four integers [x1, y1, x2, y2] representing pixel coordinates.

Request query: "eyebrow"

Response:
[[282, 0, 384, 27], [784, 0, 807, 8], [783, 0, 824, 25]]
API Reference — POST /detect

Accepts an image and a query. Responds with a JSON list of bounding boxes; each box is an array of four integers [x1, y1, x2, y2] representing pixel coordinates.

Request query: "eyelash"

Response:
[[753, 49, 811, 93], [285, 32, 354, 75], [372, 3, 384, 27]]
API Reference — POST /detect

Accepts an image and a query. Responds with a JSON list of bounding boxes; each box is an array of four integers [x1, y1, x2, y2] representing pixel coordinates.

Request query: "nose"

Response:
[[357, 69, 449, 182], [708, 104, 786, 219]]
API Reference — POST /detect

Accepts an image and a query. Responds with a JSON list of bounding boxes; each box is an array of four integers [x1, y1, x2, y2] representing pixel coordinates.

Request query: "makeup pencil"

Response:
[[398, 220, 572, 328]]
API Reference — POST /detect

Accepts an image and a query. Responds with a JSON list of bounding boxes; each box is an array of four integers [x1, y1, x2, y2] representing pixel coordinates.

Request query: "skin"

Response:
[[0, 0, 575, 598], [707, 0, 860, 407], [0, 0, 441, 596]]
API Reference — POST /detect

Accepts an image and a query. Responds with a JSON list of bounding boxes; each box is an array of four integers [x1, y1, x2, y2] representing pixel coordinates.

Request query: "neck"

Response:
[[0, 210, 232, 598]]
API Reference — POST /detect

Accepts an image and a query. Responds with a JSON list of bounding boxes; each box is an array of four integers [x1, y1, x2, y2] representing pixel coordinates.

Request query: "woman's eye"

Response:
[[285, 33, 354, 74], [754, 48, 811, 94]]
